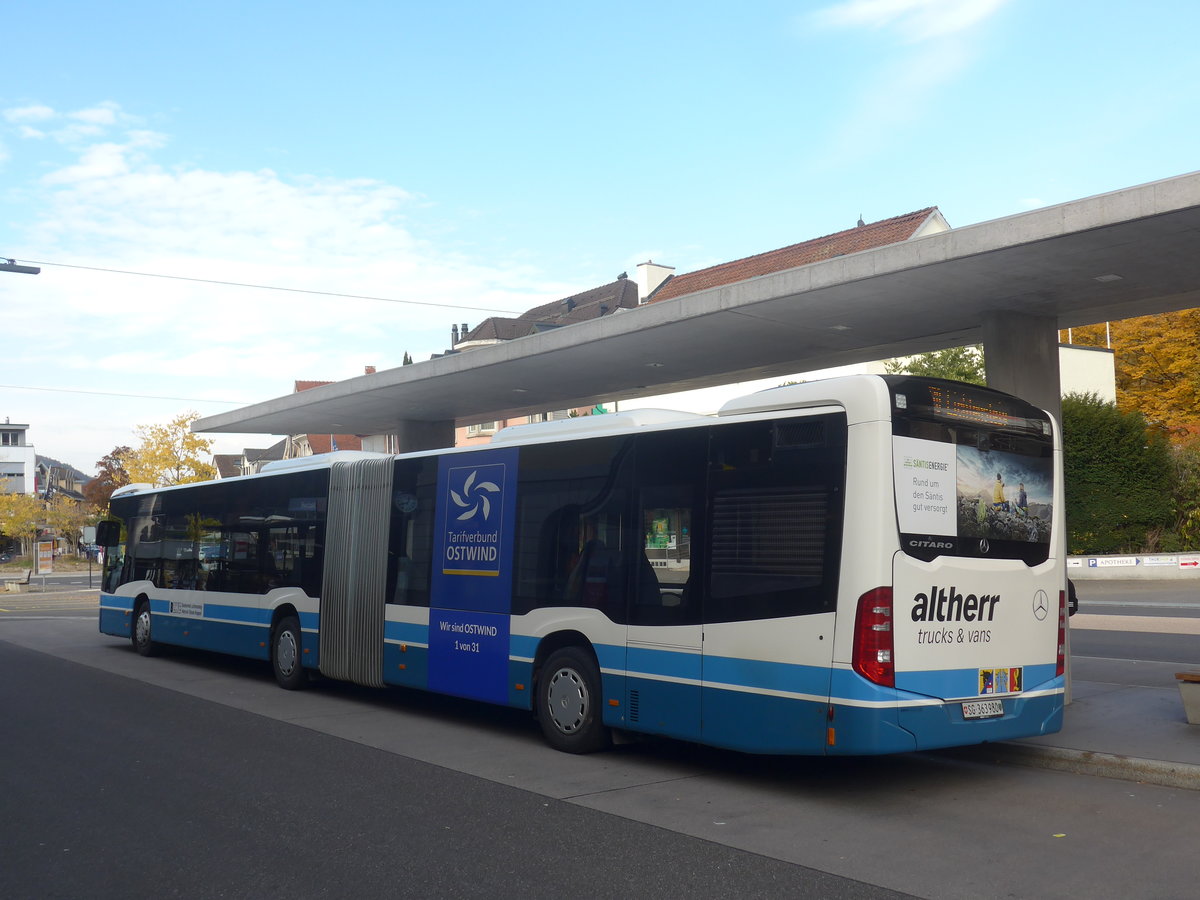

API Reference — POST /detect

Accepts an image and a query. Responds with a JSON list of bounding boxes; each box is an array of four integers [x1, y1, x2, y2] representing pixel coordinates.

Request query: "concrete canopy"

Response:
[[195, 171, 1200, 440]]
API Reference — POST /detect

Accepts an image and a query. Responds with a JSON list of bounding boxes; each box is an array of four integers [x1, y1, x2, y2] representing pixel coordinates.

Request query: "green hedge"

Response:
[[1062, 393, 1174, 554]]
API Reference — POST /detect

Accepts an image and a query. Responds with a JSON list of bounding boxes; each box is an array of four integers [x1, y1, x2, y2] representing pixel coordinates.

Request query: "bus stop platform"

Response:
[[968, 677, 1200, 790]]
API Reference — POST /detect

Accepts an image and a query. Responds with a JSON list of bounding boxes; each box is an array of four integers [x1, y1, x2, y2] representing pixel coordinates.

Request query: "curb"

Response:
[[991, 742, 1200, 791]]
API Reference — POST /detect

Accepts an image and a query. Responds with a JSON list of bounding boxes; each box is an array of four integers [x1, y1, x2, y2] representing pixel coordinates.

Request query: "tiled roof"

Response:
[[294, 380, 333, 393], [306, 433, 363, 453], [246, 439, 287, 463], [647, 208, 942, 304], [461, 277, 639, 344], [213, 454, 241, 478]]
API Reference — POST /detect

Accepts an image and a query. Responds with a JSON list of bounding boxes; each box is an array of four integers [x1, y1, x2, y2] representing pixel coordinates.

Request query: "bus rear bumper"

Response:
[[828, 685, 1065, 755]]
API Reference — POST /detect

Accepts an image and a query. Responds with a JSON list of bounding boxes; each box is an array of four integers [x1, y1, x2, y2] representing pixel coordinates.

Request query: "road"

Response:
[[0, 582, 1197, 898]]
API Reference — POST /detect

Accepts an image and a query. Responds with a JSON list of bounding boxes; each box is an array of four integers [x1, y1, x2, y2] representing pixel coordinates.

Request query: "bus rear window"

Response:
[[885, 377, 1054, 565]]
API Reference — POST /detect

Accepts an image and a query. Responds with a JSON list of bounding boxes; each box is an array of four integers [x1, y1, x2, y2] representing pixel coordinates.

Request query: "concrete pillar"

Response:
[[393, 419, 455, 453], [982, 310, 1073, 703], [981, 311, 1062, 424]]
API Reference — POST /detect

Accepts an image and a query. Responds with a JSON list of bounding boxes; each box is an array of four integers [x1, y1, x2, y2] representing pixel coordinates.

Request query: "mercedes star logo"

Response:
[[1032, 590, 1049, 621]]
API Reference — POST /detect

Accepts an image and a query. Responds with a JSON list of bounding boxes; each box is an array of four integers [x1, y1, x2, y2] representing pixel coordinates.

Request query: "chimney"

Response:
[[461, 323, 469, 337], [451, 324, 459, 345], [636, 260, 675, 302], [364, 365, 376, 375]]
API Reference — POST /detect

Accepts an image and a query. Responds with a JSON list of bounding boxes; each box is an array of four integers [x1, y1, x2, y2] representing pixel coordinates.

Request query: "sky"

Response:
[[3, 0, 1199, 477]]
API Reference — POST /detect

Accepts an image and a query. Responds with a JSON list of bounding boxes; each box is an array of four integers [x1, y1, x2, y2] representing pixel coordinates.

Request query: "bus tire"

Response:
[[271, 615, 306, 691], [132, 598, 157, 657], [537, 646, 610, 754]]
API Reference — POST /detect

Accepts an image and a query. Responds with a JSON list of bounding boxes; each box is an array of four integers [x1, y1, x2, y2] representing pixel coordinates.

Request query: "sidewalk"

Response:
[[989, 677, 1200, 790]]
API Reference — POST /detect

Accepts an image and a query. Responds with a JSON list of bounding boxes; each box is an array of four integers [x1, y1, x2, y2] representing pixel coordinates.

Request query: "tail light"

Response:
[[853, 587, 894, 687], [1056, 590, 1067, 677]]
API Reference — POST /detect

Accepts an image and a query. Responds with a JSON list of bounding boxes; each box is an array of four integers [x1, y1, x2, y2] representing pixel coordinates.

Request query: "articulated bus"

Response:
[[98, 375, 1067, 755]]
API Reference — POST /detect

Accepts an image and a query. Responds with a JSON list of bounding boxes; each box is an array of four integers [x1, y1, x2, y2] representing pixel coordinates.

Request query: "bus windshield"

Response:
[[886, 376, 1055, 565]]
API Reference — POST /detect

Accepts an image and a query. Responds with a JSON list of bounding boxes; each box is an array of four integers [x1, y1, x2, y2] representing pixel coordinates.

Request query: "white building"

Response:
[[0, 421, 37, 495]]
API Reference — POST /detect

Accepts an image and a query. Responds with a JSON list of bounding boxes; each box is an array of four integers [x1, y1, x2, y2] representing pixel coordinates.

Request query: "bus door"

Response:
[[625, 431, 704, 743], [701, 417, 844, 754]]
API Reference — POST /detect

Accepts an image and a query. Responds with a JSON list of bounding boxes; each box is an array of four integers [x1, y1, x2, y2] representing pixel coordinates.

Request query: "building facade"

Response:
[[0, 421, 36, 495]]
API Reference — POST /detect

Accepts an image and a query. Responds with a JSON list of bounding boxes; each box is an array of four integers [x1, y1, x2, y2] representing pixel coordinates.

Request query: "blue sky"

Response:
[[3, 0, 1199, 474]]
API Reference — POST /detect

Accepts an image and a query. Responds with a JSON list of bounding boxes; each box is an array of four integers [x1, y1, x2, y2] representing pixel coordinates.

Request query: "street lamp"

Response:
[[0, 258, 40, 275]]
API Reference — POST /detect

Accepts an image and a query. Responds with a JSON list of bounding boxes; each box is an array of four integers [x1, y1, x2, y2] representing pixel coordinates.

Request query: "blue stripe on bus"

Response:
[[99, 593, 135, 612], [202, 603, 272, 625], [626, 645, 702, 681], [703, 654, 832, 697], [98, 606, 131, 638], [895, 663, 1060, 699], [150, 613, 271, 661], [701, 688, 829, 754], [383, 620, 429, 645]]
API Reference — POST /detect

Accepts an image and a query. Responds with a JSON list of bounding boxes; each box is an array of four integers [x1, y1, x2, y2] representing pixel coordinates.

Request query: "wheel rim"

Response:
[[276, 628, 298, 677], [135, 608, 151, 646], [546, 666, 588, 734]]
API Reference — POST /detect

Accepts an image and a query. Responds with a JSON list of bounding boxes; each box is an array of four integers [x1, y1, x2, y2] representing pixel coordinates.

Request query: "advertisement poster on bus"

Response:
[[429, 447, 518, 704], [893, 436, 1053, 548]]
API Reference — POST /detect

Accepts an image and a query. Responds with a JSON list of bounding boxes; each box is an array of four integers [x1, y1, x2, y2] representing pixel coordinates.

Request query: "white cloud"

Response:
[[4, 104, 56, 123], [67, 102, 123, 126], [1, 106, 561, 472], [813, 0, 1011, 43], [804, 0, 1009, 170]]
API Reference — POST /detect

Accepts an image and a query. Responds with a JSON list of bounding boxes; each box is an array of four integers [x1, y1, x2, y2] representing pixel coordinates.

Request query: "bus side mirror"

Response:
[[96, 520, 120, 549], [1067, 579, 1079, 617]]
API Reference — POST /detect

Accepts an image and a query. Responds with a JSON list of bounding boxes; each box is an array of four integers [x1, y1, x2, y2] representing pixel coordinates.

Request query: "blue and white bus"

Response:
[[98, 375, 1067, 755]]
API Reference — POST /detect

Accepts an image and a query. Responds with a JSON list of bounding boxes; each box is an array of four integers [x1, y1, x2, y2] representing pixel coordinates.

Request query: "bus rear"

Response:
[[840, 376, 1065, 753]]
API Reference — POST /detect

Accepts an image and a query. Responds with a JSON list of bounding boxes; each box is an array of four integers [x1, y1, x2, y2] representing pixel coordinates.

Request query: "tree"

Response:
[[1064, 310, 1200, 437], [1061, 392, 1174, 553], [120, 412, 216, 487], [1168, 437, 1200, 549], [0, 484, 46, 557], [884, 345, 985, 385], [43, 496, 91, 554], [83, 446, 132, 513], [402, 351, 413, 366]]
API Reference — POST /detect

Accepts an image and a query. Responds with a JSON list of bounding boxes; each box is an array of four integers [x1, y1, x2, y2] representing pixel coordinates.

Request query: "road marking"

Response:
[[1071, 614, 1200, 634]]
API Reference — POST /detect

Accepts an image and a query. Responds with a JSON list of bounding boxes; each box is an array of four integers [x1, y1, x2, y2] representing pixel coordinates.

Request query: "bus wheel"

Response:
[[271, 615, 306, 691], [132, 598, 157, 657], [537, 647, 611, 753]]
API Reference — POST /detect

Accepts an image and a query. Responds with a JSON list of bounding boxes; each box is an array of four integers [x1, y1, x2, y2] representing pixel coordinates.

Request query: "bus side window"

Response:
[[632, 431, 706, 627], [387, 459, 436, 607]]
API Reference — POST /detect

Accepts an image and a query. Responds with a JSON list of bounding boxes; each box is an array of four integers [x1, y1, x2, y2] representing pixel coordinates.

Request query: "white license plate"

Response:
[[962, 699, 1004, 719]]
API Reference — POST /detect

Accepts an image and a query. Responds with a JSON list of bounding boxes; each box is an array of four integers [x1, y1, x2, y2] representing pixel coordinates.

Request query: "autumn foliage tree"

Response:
[[1064, 310, 1200, 436], [0, 483, 44, 556], [120, 412, 216, 487], [83, 446, 132, 513]]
